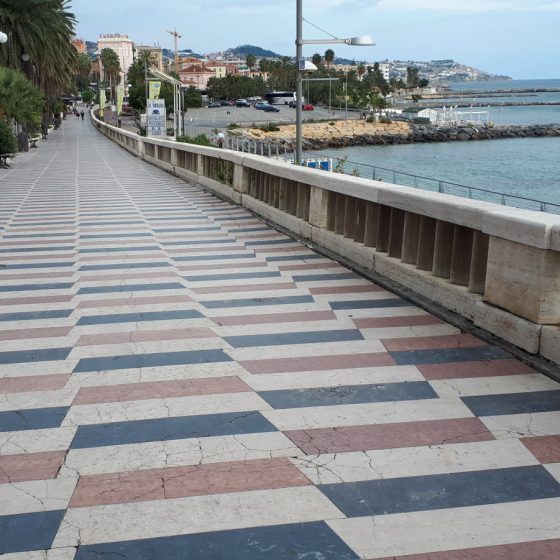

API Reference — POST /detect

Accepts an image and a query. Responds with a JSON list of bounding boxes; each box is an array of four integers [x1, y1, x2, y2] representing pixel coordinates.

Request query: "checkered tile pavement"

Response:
[[1, 118, 559, 559]]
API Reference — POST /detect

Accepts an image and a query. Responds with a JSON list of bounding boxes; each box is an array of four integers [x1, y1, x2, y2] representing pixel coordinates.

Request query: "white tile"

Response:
[[481, 411, 560, 439], [361, 324, 460, 340], [63, 392, 270, 426], [52, 486, 345, 546], [293, 439, 539, 484], [327, 498, 560, 559], [0, 548, 77, 560], [0, 388, 78, 412], [262, 398, 473, 431], [228, 340, 386, 361], [245, 365, 423, 391], [545, 463, 560, 483], [0, 426, 76, 455], [431, 374, 560, 399], [65, 431, 300, 476], [0, 478, 77, 515]]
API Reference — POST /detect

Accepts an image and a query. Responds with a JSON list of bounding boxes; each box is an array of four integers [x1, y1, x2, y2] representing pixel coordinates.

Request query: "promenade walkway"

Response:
[[1, 117, 559, 560]]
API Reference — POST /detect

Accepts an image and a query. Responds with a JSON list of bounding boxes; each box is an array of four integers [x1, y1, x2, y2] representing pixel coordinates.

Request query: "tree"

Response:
[[357, 63, 366, 80], [0, 0, 78, 99], [0, 67, 43, 126], [406, 66, 420, 89], [0, 120, 17, 153], [184, 86, 202, 108], [81, 89, 94, 104], [100, 48, 121, 102], [311, 53, 322, 68], [245, 54, 256, 72], [411, 94, 422, 105], [74, 52, 91, 91], [324, 49, 335, 67]]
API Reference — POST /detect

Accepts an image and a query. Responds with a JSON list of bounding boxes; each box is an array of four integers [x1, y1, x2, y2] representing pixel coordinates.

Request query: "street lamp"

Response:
[[295, 0, 374, 164], [0, 31, 8, 44]]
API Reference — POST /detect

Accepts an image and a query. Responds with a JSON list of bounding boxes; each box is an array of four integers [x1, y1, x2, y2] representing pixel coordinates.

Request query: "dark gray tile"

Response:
[[462, 390, 560, 416], [73, 348, 231, 373], [330, 298, 410, 310], [70, 410, 275, 449], [75, 522, 359, 560], [319, 465, 560, 517], [0, 283, 74, 292], [225, 329, 363, 348], [77, 309, 204, 325], [0, 310, 73, 322], [77, 282, 185, 294], [0, 347, 72, 364], [0, 511, 65, 554], [201, 295, 314, 309], [173, 253, 255, 262], [259, 381, 437, 409], [79, 262, 170, 271], [390, 346, 511, 365], [292, 273, 358, 282], [0, 406, 69, 432]]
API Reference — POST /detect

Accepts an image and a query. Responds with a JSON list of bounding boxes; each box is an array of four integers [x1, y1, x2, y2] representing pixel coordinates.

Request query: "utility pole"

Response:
[[166, 28, 182, 75]]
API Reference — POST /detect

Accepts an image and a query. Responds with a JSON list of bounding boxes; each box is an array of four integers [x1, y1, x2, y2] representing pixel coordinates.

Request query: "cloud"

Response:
[[374, 0, 560, 13]]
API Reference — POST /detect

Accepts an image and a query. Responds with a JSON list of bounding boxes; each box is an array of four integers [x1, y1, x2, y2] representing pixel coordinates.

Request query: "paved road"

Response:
[[1, 117, 559, 559]]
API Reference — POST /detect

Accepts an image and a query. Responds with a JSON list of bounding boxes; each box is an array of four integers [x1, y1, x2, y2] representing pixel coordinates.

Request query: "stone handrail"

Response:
[[90, 110, 560, 366]]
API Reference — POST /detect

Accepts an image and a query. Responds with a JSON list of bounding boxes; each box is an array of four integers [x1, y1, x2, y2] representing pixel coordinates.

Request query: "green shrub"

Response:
[[259, 122, 280, 132], [176, 134, 213, 146], [227, 123, 240, 129], [366, 115, 375, 123], [379, 116, 392, 124], [0, 121, 17, 154]]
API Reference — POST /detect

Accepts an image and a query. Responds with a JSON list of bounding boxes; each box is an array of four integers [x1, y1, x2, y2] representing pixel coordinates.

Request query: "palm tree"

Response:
[[245, 54, 256, 73], [357, 63, 366, 81], [0, 0, 77, 99], [324, 49, 335, 68], [0, 67, 43, 126], [311, 53, 322, 67], [100, 48, 121, 102]]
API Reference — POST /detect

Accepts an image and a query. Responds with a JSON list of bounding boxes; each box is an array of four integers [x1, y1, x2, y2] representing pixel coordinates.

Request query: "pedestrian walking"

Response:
[[80, 110, 84, 121], [217, 131, 225, 148]]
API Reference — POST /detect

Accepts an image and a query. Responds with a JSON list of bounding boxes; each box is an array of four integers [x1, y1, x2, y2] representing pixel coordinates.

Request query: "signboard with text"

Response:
[[147, 99, 166, 138]]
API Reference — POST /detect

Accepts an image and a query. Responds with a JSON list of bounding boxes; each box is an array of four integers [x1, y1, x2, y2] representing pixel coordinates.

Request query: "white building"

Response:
[[379, 63, 391, 81], [97, 34, 134, 83]]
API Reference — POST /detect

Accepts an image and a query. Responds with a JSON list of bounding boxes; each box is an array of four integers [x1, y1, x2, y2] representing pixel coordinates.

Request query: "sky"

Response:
[[72, 0, 560, 79]]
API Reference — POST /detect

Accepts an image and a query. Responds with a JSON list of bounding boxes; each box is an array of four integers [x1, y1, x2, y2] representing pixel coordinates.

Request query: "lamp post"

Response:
[[0, 31, 8, 44], [295, 0, 374, 164]]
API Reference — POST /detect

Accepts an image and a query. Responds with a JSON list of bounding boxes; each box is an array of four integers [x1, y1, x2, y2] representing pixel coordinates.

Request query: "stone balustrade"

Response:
[[91, 111, 560, 366]]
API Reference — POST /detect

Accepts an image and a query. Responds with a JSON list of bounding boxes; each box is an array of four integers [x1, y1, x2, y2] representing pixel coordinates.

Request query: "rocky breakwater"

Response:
[[410, 123, 560, 142], [235, 120, 560, 150], [240, 120, 412, 150]]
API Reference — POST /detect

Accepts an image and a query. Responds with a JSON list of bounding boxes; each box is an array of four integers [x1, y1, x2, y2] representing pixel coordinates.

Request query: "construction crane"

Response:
[[166, 28, 182, 75]]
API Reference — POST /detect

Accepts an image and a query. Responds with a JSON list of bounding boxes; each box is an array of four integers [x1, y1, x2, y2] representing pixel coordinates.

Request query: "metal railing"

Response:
[[307, 152, 560, 215]]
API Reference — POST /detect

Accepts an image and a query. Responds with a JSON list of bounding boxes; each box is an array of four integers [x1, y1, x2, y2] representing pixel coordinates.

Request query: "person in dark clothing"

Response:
[[80, 110, 84, 120]]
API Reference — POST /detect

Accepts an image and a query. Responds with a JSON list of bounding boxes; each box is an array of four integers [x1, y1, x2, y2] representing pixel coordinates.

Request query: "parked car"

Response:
[[254, 101, 269, 110], [207, 101, 220, 108], [219, 100, 230, 106], [303, 103, 314, 111], [263, 105, 280, 112], [236, 99, 250, 107]]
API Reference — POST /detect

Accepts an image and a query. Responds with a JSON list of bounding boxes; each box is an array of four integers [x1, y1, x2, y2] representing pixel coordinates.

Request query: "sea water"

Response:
[[315, 79, 560, 207]]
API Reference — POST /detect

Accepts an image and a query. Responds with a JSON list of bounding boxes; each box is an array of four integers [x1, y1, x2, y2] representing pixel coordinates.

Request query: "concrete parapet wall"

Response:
[[91, 110, 560, 366]]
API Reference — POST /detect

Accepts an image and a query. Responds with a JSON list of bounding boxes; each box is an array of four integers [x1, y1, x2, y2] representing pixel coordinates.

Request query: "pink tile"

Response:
[[382, 334, 487, 352], [74, 375, 250, 405], [418, 359, 535, 380], [0, 374, 70, 394], [285, 417, 494, 455], [78, 271, 177, 282], [278, 263, 342, 271], [192, 282, 296, 295], [77, 253, 160, 262], [0, 253, 74, 261], [0, 239, 74, 246], [70, 458, 311, 507], [309, 284, 385, 294], [0, 295, 74, 306], [0, 326, 72, 341], [166, 246, 244, 254], [374, 539, 560, 560], [177, 262, 267, 272], [76, 294, 192, 308], [353, 315, 445, 328], [240, 352, 396, 374], [212, 310, 336, 326], [76, 327, 216, 346], [0, 451, 66, 483], [521, 435, 560, 464], [0, 271, 75, 280]]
